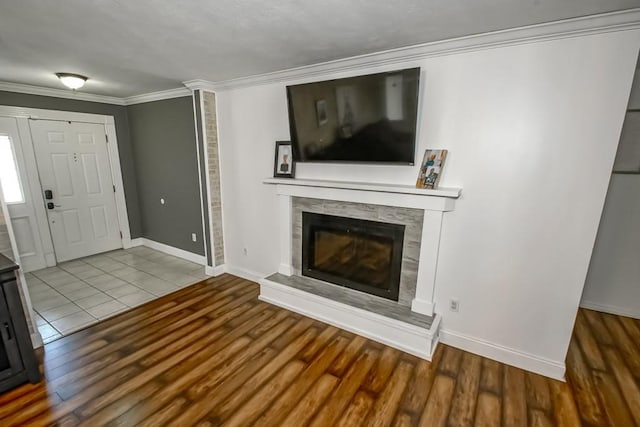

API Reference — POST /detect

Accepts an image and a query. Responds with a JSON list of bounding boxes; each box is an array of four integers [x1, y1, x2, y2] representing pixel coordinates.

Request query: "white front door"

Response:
[[0, 117, 48, 271], [29, 120, 122, 262]]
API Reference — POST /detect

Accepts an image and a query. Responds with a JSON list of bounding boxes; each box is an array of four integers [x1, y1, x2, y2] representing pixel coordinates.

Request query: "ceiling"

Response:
[[1, 0, 639, 98]]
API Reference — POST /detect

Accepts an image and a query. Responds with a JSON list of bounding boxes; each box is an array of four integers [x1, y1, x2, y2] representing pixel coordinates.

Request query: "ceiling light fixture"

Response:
[[56, 73, 88, 90]]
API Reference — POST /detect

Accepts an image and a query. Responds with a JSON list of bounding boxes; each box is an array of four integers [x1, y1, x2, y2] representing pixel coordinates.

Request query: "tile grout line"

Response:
[[27, 247, 207, 343]]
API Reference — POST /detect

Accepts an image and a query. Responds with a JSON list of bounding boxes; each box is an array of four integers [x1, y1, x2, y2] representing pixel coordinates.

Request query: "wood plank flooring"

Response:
[[0, 274, 638, 426]]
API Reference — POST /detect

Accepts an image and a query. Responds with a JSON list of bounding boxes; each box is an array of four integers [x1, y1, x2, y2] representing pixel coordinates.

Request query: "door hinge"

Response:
[[120, 231, 123, 238], [113, 185, 116, 193], [105, 134, 109, 143]]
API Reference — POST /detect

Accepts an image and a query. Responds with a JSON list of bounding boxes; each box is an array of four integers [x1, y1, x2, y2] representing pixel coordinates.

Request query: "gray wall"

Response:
[[0, 91, 142, 237], [127, 97, 205, 256]]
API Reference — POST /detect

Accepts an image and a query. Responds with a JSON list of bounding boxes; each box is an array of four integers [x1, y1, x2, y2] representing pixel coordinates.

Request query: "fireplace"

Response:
[[302, 212, 405, 301]]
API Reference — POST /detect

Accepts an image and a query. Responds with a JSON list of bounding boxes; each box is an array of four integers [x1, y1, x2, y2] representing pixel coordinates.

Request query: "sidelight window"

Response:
[[0, 135, 25, 204]]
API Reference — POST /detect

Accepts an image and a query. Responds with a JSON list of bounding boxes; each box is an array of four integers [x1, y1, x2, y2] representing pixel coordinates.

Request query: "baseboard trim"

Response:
[[123, 237, 144, 249], [31, 331, 43, 349], [205, 264, 226, 276], [440, 329, 565, 380], [580, 300, 640, 319], [139, 238, 206, 265], [225, 265, 264, 283]]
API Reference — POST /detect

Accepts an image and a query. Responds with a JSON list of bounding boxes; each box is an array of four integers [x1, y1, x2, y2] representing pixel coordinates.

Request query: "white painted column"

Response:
[[278, 192, 293, 276], [411, 210, 444, 316]]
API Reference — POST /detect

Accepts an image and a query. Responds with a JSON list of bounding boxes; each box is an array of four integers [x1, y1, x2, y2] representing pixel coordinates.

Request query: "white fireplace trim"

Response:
[[259, 276, 441, 360], [264, 178, 460, 316]]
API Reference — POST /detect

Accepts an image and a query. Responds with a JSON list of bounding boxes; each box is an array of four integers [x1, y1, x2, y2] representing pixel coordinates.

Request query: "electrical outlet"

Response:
[[449, 298, 460, 312], [191, 233, 197, 242]]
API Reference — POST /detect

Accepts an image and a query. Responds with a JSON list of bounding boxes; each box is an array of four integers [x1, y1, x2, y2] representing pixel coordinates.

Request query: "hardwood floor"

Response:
[[0, 274, 638, 426]]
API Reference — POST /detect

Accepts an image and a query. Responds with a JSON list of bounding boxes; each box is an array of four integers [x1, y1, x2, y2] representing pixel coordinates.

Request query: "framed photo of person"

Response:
[[273, 141, 295, 178]]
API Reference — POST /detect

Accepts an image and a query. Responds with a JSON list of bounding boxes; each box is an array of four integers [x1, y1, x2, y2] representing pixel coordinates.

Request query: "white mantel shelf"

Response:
[[262, 178, 462, 199]]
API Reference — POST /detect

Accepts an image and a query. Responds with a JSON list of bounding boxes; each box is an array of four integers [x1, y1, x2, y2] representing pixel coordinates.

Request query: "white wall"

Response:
[[582, 174, 640, 318], [581, 68, 640, 319], [216, 29, 640, 376]]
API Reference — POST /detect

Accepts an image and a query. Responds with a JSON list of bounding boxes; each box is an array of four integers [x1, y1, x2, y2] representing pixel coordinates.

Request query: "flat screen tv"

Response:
[[287, 67, 420, 165]]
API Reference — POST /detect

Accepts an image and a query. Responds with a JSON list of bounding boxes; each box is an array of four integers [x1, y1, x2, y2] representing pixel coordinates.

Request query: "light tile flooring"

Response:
[[26, 246, 208, 343]]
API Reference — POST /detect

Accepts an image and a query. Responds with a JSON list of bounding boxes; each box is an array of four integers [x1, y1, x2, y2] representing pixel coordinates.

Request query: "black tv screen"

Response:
[[287, 68, 420, 165]]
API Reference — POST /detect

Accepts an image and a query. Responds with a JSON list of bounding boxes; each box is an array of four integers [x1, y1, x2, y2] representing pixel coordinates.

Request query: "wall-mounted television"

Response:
[[286, 67, 420, 165]]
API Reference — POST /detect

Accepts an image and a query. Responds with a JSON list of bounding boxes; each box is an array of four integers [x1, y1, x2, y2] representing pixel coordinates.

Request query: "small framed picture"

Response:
[[316, 99, 328, 127], [273, 141, 295, 178], [416, 149, 448, 189]]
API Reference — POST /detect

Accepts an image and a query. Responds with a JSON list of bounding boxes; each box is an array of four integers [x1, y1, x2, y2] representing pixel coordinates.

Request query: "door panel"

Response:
[[80, 154, 102, 194], [51, 154, 74, 196], [0, 117, 47, 272], [90, 206, 108, 239], [30, 120, 122, 262], [61, 209, 82, 244], [11, 217, 37, 257]]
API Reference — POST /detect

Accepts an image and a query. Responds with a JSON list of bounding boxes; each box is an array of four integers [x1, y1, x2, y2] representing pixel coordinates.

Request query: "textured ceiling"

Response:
[[1, 0, 639, 97]]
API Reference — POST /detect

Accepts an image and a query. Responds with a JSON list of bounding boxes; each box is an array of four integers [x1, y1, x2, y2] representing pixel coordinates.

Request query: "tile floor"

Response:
[[26, 246, 209, 343]]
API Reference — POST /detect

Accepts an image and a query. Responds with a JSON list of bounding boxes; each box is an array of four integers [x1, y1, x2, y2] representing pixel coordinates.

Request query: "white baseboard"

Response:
[[225, 265, 264, 283], [31, 331, 43, 348], [439, 328, 565, 380], [139, 238, 206, 265], [205, 264, 226, 276], [260, 277, 439, 360], [580, 300, 640, 319], [123, 237, 144, 249]]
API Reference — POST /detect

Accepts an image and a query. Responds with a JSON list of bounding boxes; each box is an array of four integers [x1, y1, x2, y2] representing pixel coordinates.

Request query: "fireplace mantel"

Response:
[[263, 177, 462, 317], [263, 177, 461, 199]]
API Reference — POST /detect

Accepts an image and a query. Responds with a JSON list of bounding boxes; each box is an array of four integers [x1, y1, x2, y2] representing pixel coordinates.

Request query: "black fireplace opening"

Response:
[[302, 212, 405, 301]]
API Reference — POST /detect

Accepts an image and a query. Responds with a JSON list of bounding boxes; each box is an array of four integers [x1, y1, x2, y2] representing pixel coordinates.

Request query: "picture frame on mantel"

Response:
[[273, 141, 295, 178], [416, 149, 448, 189]]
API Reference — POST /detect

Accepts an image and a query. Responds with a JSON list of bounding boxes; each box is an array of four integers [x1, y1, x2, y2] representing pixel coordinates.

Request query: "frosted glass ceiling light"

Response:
[[56, 73, 88, 90]]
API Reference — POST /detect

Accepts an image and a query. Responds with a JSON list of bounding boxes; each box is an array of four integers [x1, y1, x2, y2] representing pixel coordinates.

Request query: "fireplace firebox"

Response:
[[302, 212, 404, 301]]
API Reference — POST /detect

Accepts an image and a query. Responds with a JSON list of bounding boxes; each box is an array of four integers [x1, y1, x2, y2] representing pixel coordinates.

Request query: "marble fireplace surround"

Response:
[[264, 178, 461, 317]]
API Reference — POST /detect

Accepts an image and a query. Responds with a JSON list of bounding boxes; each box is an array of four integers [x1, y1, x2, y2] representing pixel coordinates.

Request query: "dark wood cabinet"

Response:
[[0, 254, 40, 393]]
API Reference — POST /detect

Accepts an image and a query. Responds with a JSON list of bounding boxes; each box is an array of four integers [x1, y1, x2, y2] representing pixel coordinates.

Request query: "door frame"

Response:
[[0, 106, 133, 265]]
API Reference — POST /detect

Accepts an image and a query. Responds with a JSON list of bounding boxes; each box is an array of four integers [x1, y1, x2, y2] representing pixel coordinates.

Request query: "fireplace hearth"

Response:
[[302, 212, 404, 301]]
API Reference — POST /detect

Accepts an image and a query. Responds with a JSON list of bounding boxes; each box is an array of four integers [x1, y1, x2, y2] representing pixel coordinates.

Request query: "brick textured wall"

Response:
[[203, 92, 225, 266]]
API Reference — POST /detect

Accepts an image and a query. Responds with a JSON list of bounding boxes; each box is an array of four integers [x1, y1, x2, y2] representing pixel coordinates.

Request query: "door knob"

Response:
[[47, 202, 54, 210]]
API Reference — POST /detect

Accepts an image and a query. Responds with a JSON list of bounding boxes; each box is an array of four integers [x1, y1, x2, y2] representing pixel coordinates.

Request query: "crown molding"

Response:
[[207, 8, 640, 91], [123, 87, 191, 105], [0, 81, 126, 105], [0, 80, 192, 106], [2, 9, 638, 100], [182, 79, 218, 92]]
